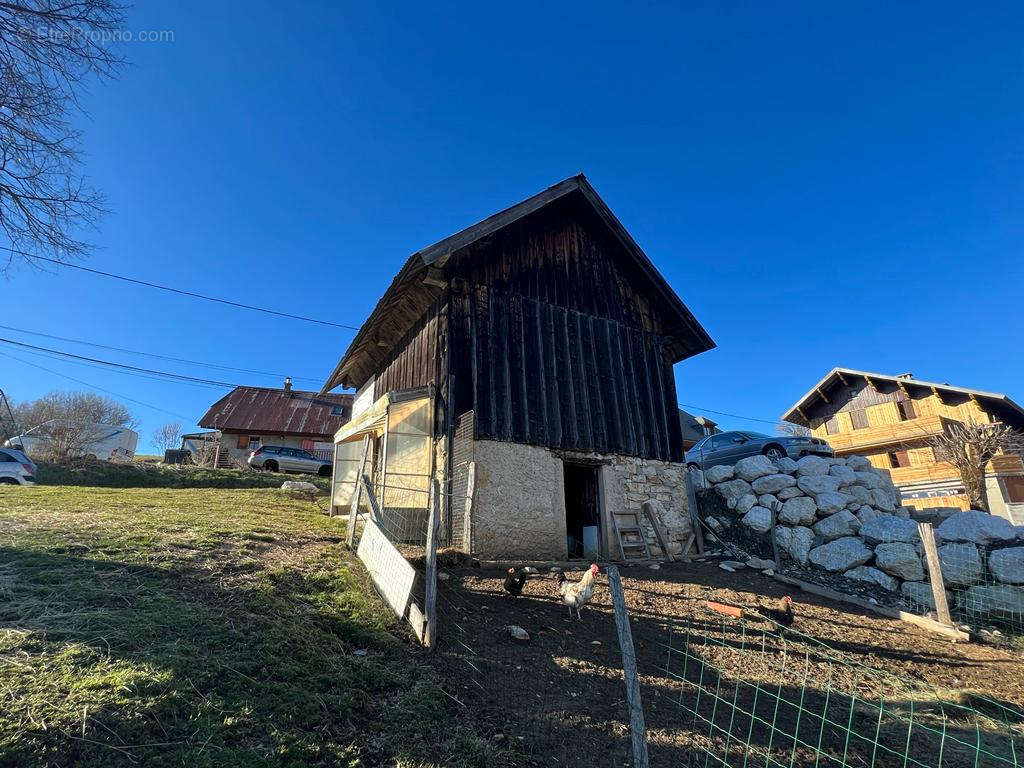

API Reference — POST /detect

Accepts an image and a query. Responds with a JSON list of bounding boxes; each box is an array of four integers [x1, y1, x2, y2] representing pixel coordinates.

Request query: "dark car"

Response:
[[685, 431, 833, 470]]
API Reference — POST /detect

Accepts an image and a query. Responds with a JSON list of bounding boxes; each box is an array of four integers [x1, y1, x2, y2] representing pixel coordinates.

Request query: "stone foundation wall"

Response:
[[468, 439, 691, 560]]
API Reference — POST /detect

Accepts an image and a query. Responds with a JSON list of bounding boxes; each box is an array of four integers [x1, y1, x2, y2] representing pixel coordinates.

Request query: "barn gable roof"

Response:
[[782, 368, 1024, 428], [198, 387, 352, 438], [321, 174, 715, 392]]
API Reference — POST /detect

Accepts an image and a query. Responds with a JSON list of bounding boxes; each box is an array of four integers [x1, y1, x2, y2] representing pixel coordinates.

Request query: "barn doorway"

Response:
[[563, 462, 601, 559]]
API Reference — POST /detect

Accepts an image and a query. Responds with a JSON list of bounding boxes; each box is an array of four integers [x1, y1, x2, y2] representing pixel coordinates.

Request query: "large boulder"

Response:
[[752, 473, 797, 495], [773, 457, 799, 474], [814, 491, 850, 515], [961, 585, 1024, 619], [689, 468, 707, 491], [859, 515, 919, 545], [901, 581, 949, 611], [735, 493, 758, 515], [757, 493, 779, 508], [935, 511, 1020, 547], [779, 496, 817, 525], [846, 455, 873, 472], [853, 471, 885, 490], [775, 525, 815, 566], [855, 505, 884, 525], [797, 475, 842, 496], [846, 485, 873, 506], [812, 510, 861, 541], [741, 506, 773, 535], [735, 455, 778, 482], [874, 542, 924, 581], [988, 547, 1024, 585], [715, 478, 753, 507], [845, 566, 899, 592], [776, 486, 803, 500], [795, 455, 830, 477], [938, 542, 984, 586], [870, 488, 897, 512], [829, 464, 858, 485], [705, 464, 735, 484], [808, 537, 873, 572]]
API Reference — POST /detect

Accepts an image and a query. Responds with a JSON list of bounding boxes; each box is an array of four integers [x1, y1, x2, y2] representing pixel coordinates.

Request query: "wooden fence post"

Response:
[[685, 472, 705, 555], [918, 522, 954, 627], [607, 565, 649, 768], [345, 435, 370, 548], [423, 477, 440, 650], [463, 461, 476, 553]]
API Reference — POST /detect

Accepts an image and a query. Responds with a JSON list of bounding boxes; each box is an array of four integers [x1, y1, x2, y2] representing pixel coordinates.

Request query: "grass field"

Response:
[[0, 484, 495, 768]]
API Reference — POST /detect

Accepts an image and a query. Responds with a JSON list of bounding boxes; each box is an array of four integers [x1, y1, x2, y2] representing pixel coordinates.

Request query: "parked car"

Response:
[[0, 446, 37, 486], [685, 431, 833, 470], [248, 445, 332, 476]]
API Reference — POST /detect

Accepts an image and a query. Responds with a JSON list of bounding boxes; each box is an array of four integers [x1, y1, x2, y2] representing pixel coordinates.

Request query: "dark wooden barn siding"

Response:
[[373, 301, 441, 399], [443, 203, 686, 461]]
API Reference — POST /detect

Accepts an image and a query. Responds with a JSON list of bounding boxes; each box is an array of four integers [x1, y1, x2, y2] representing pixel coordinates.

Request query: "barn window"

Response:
[[888, 450, 911, 469], [896, 399, 916, 421], [850, 409, 869, 430], [1005, 476, 1024, 504]]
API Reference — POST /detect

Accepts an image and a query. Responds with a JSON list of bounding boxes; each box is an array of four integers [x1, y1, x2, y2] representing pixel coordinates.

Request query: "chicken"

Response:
[[503, 568, 527, 598], [754, 595, 794, 627], [557, 563, 599, 620]]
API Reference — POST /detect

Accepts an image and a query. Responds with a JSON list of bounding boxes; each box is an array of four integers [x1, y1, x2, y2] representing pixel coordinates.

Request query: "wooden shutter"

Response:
[[236, 433, 248, 449], [888, 450, 910, 468], [825, 416, 840, 435], [1005, 476, 1024, 504], [897, 399, 916, 421], [850, 409, 868, 430]]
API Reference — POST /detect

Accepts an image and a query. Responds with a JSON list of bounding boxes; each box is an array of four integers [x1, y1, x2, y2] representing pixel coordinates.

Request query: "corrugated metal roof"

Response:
[[198, 387, 353, 438]]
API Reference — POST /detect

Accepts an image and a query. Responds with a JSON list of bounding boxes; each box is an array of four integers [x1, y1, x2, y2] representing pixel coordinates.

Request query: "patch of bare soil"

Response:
[[431, 561, 1024, 768]]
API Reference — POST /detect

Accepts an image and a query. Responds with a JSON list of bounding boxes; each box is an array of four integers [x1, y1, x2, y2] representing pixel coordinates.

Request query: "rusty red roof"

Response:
[[198, 387, 353, 438]]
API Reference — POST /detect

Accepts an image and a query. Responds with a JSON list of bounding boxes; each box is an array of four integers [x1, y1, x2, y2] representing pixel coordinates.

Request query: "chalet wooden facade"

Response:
[[323, 175, 714, 560], [783, 369, 1024, 521]]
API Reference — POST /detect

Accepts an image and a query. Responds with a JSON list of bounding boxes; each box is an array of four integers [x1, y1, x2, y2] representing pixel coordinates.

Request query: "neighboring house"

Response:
[[322, 175, 714, 560], [679, 408, 719, 450], [198, 380, 353, 465], [782, 368, 1024, 521]]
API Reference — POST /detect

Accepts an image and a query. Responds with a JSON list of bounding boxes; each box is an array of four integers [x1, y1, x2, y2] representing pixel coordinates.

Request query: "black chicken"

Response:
[[754, 595, 794, 627], [503, 568, 527, 598]]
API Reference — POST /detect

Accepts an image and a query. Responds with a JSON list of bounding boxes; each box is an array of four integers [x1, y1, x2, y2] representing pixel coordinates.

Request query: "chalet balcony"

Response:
[[827, 414, 955, 453]]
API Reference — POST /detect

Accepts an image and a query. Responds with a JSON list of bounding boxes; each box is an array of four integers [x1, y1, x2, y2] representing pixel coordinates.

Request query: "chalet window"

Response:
[[850, 409, 869, 430], [1005, 476, 1024, 504], [888, 450, 911, 469], [237, 435, 260, 449], [331, 405, 346, 416], [896, 399, 916, 421], [825, 416, 840, 435]]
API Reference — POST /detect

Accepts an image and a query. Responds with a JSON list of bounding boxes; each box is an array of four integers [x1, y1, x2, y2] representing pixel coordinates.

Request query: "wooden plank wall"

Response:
[[374, 302, 440, 399], [449, 290, 683, 462]]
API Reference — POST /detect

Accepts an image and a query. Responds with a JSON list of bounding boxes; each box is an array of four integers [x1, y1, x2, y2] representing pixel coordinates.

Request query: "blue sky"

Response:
[[3, 1, 1022, 453]]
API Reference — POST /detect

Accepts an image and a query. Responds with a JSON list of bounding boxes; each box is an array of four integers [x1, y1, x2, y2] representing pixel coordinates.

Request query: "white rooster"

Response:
[[557, 563, 599, 620]]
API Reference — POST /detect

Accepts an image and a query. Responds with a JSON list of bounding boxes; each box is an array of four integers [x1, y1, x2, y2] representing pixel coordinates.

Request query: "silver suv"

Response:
[[0, 446, 37, 486], [248, 445, 332, 476]]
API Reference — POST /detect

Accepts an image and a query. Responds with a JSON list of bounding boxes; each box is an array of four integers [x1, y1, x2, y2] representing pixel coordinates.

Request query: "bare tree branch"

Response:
[[11, 389, 135, 459], [929, 418, 1024, 511], [0, 0, 126, 271], [152, 420, 181, 454]]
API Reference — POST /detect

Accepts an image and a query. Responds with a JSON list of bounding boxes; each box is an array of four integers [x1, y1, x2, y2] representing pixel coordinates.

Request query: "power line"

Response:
[[0, 323, 324, 383], [0, 337, 240, 388], [0, 350, 195, 422], [2, 246, 362, 331], [678, 402, 785, 426]]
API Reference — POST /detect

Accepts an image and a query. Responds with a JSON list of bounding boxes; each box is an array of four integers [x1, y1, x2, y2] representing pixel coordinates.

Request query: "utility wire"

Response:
[[2, 246, 362, 331], [0, 337, 240, 388], [0, 323, 324, 383], [0, 350, 195, 422], [678, 402, 786, 426]]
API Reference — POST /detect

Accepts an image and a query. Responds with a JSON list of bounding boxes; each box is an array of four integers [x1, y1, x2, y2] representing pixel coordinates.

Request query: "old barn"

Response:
[[322, 175, 714, 560]]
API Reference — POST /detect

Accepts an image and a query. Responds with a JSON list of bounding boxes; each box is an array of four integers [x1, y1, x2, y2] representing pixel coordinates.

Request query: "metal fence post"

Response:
[[607, 565, 649, 768], [346, 435, 370, 548]]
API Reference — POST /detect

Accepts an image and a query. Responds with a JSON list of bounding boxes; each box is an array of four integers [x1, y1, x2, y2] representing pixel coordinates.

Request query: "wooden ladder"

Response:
[[611, 511, 651, 562]]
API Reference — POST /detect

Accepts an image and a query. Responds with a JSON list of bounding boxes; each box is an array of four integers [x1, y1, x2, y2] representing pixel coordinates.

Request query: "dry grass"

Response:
[[0, 485, 497, 768]]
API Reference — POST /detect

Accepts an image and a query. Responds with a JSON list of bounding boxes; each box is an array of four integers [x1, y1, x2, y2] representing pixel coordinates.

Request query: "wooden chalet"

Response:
[[783, 368, 1024, 521], [323, 175, 714, 560]]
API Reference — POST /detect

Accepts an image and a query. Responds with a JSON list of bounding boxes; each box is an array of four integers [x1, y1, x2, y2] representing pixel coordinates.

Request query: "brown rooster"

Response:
[[754, 595, 795, 627]]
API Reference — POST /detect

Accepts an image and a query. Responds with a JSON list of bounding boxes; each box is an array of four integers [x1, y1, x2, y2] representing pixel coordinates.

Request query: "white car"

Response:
[[0, 446, 37, 486]]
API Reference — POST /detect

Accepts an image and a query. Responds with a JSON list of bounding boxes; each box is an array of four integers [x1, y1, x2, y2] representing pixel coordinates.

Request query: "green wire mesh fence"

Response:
[[642, 611, 1023, 768]]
